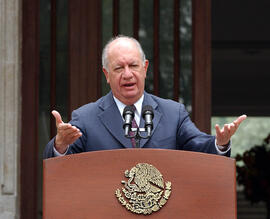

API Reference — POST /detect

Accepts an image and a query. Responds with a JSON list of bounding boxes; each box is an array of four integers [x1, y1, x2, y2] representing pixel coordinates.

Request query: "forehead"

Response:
[[107, 39, 141, 62]]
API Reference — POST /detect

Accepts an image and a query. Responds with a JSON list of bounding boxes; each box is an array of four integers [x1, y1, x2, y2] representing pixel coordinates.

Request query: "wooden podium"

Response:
[[43, 149, 236, 219]]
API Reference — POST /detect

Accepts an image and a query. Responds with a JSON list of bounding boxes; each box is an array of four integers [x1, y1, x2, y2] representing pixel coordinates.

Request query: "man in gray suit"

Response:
[[43, 36, 246, 159]]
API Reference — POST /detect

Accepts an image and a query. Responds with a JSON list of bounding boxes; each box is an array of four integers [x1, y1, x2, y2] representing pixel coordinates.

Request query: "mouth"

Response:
[[122, 83, 136, 87]]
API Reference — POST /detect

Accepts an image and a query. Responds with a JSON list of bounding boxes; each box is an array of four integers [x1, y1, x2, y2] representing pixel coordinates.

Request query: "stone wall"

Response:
[[0, 0, 21, 218]]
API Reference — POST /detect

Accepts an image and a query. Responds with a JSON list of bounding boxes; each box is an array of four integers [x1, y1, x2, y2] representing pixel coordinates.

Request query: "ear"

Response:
[[103, 67, 110, 84], [143, 60, 149, 78]]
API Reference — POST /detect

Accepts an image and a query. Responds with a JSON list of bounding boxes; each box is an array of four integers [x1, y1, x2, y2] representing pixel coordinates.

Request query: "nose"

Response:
[[122, 66, 133, 79]]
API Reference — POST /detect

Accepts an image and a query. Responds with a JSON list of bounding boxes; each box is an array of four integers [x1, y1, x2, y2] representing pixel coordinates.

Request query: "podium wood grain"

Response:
[[43, 149, 236, 219]]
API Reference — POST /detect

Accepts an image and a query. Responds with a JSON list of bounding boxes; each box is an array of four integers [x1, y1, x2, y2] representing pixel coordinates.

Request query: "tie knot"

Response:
[[130, 105, 136, 113]]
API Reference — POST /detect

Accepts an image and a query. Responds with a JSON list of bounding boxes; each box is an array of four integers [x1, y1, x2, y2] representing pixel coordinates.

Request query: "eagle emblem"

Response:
[[115, 163, 172, 215]]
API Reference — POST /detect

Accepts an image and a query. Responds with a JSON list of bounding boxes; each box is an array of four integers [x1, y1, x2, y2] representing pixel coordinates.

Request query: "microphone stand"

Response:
[[123, 105, 154, 148], [125, 128, 151, 148]]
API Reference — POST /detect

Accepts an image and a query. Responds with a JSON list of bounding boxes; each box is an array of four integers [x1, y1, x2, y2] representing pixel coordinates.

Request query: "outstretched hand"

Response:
[[52, 110, 82, 154], [215, 115, 247, 146]]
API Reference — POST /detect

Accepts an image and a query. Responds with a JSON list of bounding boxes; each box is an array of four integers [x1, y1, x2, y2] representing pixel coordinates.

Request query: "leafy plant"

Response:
[[236, 134, 270, 218]]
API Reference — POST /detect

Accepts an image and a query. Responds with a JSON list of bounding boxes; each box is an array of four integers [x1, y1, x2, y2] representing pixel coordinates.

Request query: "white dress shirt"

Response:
[[113, 94, 144, 126]]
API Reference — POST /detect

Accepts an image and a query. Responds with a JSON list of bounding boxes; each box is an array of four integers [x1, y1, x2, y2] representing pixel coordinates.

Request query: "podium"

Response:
[[43, 149, 236, 218]]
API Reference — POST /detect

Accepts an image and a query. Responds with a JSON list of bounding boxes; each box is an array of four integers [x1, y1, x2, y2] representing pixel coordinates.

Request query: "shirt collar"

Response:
[[113, 95, 144, 125]]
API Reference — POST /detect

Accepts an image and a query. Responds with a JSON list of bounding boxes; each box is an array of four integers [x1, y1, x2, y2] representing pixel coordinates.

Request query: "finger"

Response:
[[65, 132, 82, 144], [215, 124, 222, 136], [215, 124, 228, 146], [59, 126, 81, 137], [225, 124, 234, 138], [58, 123, 72, 130], [58, 124, 76, 131], [234, 114, 247, 126], [230, 122, 238, 132], [69, 135, 82, 144], [52, 110, 64, 127], [224, 124, 230, 134], [71, 132, 82, 139]]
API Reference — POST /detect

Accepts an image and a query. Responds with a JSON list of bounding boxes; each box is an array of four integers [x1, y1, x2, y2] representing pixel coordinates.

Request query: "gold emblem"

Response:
[[115, 163, 172, 215]]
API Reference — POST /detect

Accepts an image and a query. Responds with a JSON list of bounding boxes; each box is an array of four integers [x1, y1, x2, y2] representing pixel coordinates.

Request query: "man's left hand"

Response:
[[215, 115, 247, 146]]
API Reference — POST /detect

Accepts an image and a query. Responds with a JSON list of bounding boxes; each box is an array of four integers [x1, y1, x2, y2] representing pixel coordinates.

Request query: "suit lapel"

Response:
[[139, 92, 162, 148], [98, 92, 132, 148]]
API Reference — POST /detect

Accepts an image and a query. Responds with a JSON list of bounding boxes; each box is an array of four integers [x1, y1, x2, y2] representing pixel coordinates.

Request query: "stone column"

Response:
[[0, 0, 21, 218]]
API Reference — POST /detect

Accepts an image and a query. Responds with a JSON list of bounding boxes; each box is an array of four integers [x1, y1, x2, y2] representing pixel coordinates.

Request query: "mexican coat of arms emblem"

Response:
[[115, 163, 172, 215]]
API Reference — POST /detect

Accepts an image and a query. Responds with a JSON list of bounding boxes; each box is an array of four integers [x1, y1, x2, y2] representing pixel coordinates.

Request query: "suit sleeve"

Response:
[[176, 105, 230, 157]]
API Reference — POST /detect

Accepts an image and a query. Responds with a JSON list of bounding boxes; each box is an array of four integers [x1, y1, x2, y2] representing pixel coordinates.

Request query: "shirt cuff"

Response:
[[53, 145, 69, 156], [215, 139, 231, 155]]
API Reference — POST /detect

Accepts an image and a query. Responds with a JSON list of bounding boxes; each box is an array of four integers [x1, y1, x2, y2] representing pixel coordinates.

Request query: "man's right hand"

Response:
[[52, 110, 82, 154]]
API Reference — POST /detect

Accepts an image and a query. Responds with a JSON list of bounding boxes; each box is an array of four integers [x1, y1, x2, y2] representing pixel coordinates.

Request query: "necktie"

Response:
[[129, 107, 139, 148]]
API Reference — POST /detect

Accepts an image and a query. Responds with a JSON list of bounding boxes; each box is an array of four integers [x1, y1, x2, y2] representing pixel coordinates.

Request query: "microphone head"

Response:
[[123, 105, 135, 119], [142, 105, 154, 119]]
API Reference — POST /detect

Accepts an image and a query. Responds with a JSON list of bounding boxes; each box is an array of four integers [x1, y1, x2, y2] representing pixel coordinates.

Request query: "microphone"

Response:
[[123, 105, 135, 137], [142, 105, 154, 137]]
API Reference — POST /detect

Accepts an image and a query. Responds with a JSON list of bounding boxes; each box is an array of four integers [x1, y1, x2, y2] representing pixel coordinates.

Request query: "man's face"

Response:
[[103, 39, 149, 105]]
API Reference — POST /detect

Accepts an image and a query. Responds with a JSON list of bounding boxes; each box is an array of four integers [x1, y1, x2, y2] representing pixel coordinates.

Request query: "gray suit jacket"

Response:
[[43, 91, 230, 158]]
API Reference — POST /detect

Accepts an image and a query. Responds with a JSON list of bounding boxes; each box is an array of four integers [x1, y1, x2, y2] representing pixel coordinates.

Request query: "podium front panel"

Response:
[[43, 149, 236, 219]]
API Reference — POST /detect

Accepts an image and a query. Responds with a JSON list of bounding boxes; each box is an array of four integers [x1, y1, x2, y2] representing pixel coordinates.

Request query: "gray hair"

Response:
[[102, 35, 146, 71]]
